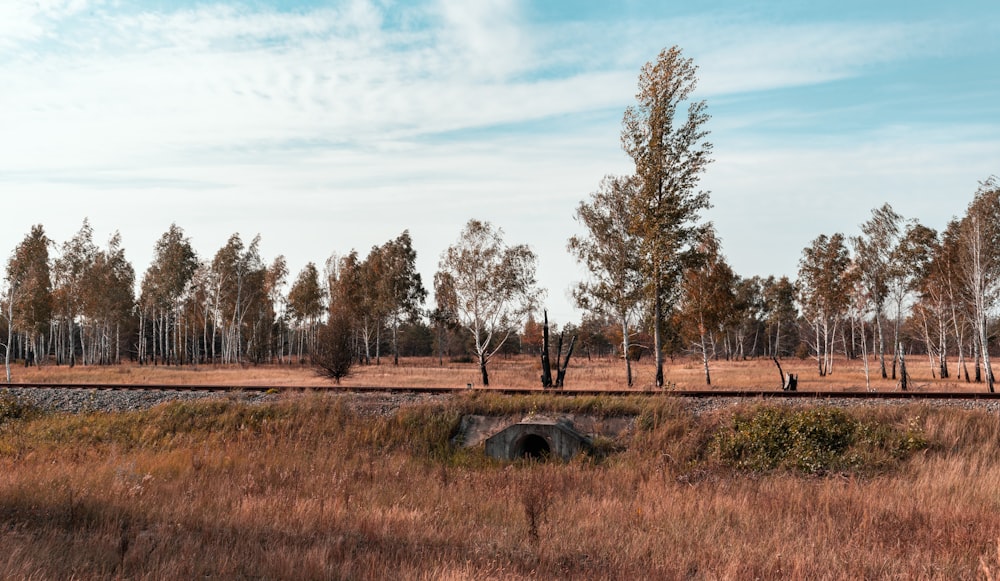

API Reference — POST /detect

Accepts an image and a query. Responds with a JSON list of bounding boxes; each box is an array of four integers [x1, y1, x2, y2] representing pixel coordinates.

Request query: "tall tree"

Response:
[[140, 224, 198, 365], [568, 174, 645, 386], [436, 219, 541, 387], [622, 46, 713, 387], [80, 232, 135, 364], [376, 231, 427, 366], [798, 233, 852, 376], [259, 255, 288, 363], [328, 250, 378, 365], [5, 225, 53, 376], [430, 271, 459, 366], [851, 204, 901, 379], [52, 219, 98, 366], [674, 230, 736, 385], [956, 176, 1000, 392], [730, 276, 767, 361], [915, 221, 971, 380], [889, 222, 937, 378], [209, 234, 265, 364], [761, 276, 798, 358], [287, 262, 325, 362]]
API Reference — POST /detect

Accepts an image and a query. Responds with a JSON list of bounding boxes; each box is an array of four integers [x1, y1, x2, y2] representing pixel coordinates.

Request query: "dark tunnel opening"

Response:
[[516, 434, 551, 460]]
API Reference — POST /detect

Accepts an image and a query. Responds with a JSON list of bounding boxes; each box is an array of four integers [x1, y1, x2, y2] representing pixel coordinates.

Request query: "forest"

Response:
[[2, 46, 999, 392]]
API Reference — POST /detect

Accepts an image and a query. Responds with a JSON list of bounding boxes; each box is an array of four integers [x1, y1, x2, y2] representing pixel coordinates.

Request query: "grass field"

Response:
[[2, 355, 998, 579], [0, 392, 999, 579], [6, 352, 995, 392]]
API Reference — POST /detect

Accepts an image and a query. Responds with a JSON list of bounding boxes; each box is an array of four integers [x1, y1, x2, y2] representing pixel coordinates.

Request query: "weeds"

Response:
[[0, 394, 995, 579]]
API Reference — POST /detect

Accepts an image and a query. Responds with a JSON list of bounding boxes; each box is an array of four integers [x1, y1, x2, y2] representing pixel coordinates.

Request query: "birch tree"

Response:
[[798, 233, 852, 376], [52, 219, 98, 366], [437, 219, 540, 387], [430, 271, 459, 366], [376, 231, 427, 366], [80, 232, 135, 364], [568, 174, 644, 386], [851, 204, 901, 378], [762, 276, 798, 358], [210, 234, 265, 364], [140, 224, 198, 365], [5, 225, 53, 368], [675, 230, 736, 385], [622, 46, 713, 387], [288, 262, 324, 362], [956, 176, 1000, 392]]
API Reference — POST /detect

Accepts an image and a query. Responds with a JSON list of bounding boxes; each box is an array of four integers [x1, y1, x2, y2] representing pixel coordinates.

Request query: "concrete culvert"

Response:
[[515, 434, 551, 459], [484, 419, 590, 461]]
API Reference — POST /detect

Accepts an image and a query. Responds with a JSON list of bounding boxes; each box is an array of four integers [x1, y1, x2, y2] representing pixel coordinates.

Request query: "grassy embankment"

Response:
[[1, 389, 999, 579]]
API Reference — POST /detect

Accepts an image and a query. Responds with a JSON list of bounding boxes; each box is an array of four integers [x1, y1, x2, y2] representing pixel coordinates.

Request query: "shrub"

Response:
[[713, 405, 927, 475], [312, 310, 354, 383]]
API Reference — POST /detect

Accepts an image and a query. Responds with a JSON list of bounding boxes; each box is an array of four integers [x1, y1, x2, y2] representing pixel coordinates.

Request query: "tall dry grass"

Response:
[[0, 393, 998, 579]]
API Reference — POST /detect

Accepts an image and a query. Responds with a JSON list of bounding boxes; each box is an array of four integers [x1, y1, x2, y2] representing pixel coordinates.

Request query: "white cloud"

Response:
[[0, 1, 995, 324]]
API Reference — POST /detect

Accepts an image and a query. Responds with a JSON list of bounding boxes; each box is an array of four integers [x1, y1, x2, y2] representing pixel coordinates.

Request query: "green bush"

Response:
[[713, 405, 927, 474]]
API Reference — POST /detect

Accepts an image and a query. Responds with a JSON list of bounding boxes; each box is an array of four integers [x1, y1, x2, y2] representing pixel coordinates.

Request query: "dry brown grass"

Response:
[[9, 353, 995, 393], [0, 394, 998, 579]]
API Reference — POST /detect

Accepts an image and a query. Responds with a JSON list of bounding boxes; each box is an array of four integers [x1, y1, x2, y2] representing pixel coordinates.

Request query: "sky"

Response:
[[2, 0, 998, 325]]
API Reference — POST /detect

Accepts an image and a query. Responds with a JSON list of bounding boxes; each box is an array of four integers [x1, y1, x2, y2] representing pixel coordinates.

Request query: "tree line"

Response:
[[567, 46, 999, 391], [3, 45, 998, 390]]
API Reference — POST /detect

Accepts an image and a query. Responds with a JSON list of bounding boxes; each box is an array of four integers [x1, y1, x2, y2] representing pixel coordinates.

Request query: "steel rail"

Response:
[[4, 383, 1000, 400]]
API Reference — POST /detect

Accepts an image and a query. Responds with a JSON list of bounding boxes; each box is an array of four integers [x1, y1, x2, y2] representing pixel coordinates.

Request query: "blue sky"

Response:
[[2, 0, 998, 325]]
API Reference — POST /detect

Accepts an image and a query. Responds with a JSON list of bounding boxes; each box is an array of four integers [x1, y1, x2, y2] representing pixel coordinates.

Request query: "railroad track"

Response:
[[5, 383, 1000, 400]]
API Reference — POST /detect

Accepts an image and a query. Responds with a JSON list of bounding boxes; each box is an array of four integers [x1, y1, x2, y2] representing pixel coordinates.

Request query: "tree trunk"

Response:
[[700, 324, 711, 386], [859, 318, 871, 391], [653, 288, 664, 387], [898, 342, 908, 391], [980, 316, 995, 393], [540, 311, 552, 388], [5, 294, 13, 383], [876, 313, 887, 379], [621, 314, 633, 387], [392, 322, 399, 366], [479, 353, 489, 387]]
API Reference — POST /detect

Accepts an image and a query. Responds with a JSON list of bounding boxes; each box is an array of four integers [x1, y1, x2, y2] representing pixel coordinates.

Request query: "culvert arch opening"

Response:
[[515, 434, 551, 460]]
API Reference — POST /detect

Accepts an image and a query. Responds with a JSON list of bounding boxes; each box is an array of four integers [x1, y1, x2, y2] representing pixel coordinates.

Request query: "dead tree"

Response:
[[540, 310, 553, 388], [554, 334, 577, 388], [773, 356, 797, 391], [540, 310, 577, 389]]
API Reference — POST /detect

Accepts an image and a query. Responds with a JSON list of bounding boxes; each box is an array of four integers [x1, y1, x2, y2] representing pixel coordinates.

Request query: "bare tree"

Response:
[[622, 46, 713, 387], [437, 219, 541, 387], [568, 175, 645, 386]]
